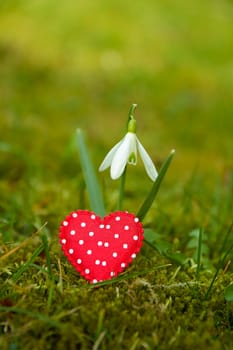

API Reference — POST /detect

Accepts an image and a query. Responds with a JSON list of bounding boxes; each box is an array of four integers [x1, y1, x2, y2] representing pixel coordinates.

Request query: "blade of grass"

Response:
[[47, 280, 55, 310], [205, 222, 233, 299], [84, 263, 172, 288], [76, 129, 106, 217], [28, 263, 48, 274], [137, 149, 175, 221], [195, 227, 203, 281], [0, 244, 45, 297], [41, 234, 55, 310], [11, 244, 45, 283], [57, 257, 63, 294], [41, 234, 53, 281], [0, 222, 47, 262], [0, 306, 61, 328]]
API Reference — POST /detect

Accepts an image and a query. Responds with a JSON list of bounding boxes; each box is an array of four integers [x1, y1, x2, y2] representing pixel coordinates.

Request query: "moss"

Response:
[[0, 235, 232, 350]]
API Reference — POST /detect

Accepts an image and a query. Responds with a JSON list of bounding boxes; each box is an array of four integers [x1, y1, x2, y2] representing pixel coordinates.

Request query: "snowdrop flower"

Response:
[[99, 105, 158, 181]]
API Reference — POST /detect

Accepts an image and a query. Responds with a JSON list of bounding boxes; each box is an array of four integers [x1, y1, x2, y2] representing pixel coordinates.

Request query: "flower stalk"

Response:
[[117, 167, 127, 210]]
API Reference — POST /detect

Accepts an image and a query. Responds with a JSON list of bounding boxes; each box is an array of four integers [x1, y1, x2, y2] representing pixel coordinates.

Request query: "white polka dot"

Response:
[[81, 222, 86, 228], [63, 221, 69, 226], [99, 224, 105, 229], [124, 225, 129, 230], [123, 243, 128, 249], [114, 233, 119, 239], [115, 216, 121, 221], [121, 262, 126, 268], [77, 258, 82, 264], [131, 253, 136, 259], [85, 268, 90, 274], [112, 252, 118, 258], [70, 230, 76, 235], [104, 242, 109, 247], [79, 239, 84, 245], [95, 259, 100, 265], [134, 217, 139, 223], [61, 239, 66, 244], [97, 241, 103, 246], [89, 231, 94, 237], [110, 272, 115, 277], [93, 279, 98, 284], [69, 248, 74, 254], [72, 213, 78, 218], [102, 261, 107, 266], [87, 249, 92, 255], [106, 224, 111, 229], [133, 235, 139, 241], [91, 214, 96, 220]]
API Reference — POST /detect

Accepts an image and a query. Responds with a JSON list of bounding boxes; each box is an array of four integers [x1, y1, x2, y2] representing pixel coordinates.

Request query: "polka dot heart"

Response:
[[59, 210, 144, 283]]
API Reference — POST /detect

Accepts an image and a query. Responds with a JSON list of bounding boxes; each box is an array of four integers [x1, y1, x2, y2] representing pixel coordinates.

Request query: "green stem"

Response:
[[117, 167, 127, 210]]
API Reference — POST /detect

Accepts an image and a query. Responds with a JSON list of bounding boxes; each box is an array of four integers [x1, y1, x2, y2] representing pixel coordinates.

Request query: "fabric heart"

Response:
[[59, 210, 144, 283]]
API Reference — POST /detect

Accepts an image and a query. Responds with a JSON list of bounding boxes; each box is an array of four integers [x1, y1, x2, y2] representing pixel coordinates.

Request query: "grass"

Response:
[[0, 0, 233, 349]]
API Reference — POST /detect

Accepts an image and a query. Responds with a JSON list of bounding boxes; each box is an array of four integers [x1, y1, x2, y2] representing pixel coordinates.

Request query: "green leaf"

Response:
[[76, 129, 106, 217], [137, 149, 175, 221], [144, 228, 161, 243], [144, 228, 170, 254], [224, 283, 233, 302]]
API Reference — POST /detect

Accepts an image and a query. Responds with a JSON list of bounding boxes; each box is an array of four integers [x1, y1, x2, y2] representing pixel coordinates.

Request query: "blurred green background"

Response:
[[0, 0, 232, 230]]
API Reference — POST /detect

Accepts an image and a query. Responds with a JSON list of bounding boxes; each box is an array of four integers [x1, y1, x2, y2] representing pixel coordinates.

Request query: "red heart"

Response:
[[59, 210, 144, 283]]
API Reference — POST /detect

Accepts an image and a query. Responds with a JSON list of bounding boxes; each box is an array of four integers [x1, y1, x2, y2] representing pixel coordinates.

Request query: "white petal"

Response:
[[110, 134, 132, 179], [137, 138, 158, 181], [99, 139, 122, 172]]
